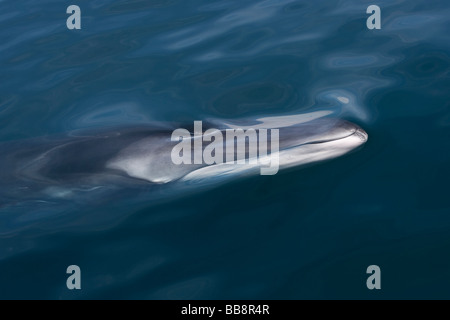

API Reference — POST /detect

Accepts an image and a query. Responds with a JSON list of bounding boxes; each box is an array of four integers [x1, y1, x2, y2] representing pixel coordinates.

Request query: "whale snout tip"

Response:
[[355, 127, 368, 143]]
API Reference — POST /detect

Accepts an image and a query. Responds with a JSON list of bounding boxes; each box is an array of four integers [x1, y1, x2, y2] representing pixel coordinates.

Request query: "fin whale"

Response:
[[0, 111, 368, 206]]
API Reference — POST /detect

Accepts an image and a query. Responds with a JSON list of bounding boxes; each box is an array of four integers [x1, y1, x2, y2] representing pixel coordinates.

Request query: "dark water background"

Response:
[[1, 0, 450, 299]]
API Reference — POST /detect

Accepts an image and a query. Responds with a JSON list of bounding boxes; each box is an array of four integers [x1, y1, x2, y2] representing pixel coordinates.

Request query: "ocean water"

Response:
[[1, 0, 450, 299]]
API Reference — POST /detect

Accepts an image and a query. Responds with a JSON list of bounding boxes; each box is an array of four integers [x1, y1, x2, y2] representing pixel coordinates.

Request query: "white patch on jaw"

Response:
[[106, 136, 193, 184], [108, 156, 173, 184]]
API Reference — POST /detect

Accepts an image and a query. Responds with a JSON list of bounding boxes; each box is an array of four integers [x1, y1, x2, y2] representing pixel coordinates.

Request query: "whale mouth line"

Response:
[[284, 127, 368, 150]]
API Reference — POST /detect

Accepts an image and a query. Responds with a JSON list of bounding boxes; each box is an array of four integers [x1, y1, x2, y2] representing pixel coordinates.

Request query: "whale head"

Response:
[[176, 112, 368, 183]]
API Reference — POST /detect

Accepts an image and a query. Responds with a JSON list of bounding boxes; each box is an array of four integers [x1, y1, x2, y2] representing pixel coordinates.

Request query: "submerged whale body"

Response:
[[0, 111, 367, 206]]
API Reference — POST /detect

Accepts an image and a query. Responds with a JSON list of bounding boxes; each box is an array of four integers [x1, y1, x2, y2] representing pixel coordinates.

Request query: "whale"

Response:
[[0, 111, 367, 208]]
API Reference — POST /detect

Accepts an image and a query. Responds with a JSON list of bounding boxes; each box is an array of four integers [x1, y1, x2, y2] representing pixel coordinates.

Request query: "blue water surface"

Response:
[[1, 0, 450, 299]]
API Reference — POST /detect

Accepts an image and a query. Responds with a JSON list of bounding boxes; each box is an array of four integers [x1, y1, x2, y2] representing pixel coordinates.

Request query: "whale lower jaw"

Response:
[[181, 127, 368, 184]]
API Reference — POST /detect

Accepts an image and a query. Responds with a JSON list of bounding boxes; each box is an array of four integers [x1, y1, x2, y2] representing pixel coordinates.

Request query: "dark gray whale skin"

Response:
[[0, 127, 166, 204]]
